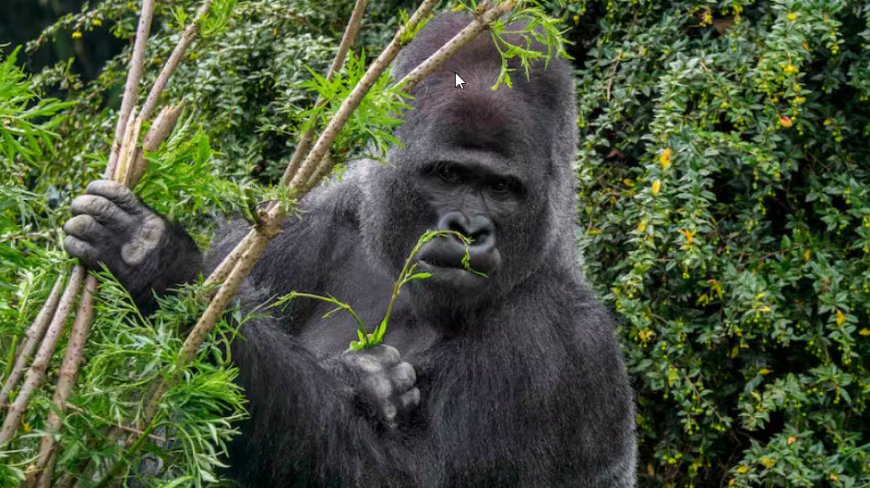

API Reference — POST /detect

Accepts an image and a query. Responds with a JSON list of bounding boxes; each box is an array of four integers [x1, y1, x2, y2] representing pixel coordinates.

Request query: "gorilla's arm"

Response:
[[203, 189, 418, 484]]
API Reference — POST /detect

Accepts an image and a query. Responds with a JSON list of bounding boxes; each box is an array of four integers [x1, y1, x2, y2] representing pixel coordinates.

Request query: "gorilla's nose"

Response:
[[437, 211, 496, 252]]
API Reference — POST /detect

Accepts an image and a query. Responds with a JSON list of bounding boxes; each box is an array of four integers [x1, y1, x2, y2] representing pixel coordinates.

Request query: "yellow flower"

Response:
[[787, 12, 798, 21], [700, 10, 713, 26], [783, 63, 799, 76], [637, 221, 647, 232], [779, 115, 794, 128], [760, 457, 775, 469], [651, 180, 661, 196], [638, 329, 654, 342], [659, 147, 672, 170], [72, 31, 83, 39], [829, 474, 839, 481], [835, 309, 846, 326], [737, 465, 749, 474], [677, 228, 695, 246], [859, 328, 870, 336], [787, 435, 797, 445], [803, 249, 812, 261]]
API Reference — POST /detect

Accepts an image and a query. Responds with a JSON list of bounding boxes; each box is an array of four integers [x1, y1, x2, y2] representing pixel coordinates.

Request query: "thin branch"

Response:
[[127, 103, 185, 188], [304, 152, 335, 188], [203, 230, 256, 287], [138, 0, 215, 123], [0, 276, 64, 409], [113, 106, 142, 182], [0, 266, 85, 446], [30, 277, 97, 486], [105, 0, 157, 179], [283, 0, 440, 191], [281, 0, 369, 183]]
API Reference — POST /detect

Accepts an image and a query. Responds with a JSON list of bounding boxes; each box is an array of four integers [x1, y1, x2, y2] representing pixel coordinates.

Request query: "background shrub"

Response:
[[573, 0, 869, 485]]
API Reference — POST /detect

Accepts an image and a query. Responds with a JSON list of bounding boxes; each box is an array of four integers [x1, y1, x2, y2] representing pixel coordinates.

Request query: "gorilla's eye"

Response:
[[435, 162, 461, 183], [488, 178, 520, 199]]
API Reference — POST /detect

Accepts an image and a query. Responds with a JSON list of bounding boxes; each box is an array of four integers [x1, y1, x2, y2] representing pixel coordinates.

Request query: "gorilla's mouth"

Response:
[[415, 237, 500, 290]]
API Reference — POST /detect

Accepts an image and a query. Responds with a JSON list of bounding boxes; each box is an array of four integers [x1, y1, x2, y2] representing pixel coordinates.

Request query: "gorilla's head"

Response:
[[359, 12, 578, 313]]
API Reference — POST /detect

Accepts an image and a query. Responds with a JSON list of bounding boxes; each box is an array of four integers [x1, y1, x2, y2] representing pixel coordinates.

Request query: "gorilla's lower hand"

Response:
[[335, 344, 420, 429], [63, 179, 185, 302]]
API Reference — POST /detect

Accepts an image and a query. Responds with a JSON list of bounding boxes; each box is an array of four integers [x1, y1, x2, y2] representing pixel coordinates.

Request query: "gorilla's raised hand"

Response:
[[333, 344, 420, 429], [63, 179, 202, 309]]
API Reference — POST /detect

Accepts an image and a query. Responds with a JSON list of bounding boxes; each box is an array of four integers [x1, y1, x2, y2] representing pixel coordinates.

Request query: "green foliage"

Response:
[[0, 46, 73, 174], [49, 273, 247, 486], [573, 0, 870, 485], [298, 50, 412, 163], [452, 0, 571, 89]]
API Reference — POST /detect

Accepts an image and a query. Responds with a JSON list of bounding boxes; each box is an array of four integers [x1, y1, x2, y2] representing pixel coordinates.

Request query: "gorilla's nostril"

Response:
[[436, 211, 496, 249]]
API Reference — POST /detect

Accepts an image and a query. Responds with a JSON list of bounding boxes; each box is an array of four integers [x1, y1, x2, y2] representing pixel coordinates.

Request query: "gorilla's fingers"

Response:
[[71, 194, 134, 228], [63, 235, 101, 268], [368, 344, 401, 367], [390, 362, 416, 392], [64, 214, 108, 242], [342, 351, 384, 373], [398, 388, 421, 411], [362, 375, 392, 400], [86, 179, 141, 212]]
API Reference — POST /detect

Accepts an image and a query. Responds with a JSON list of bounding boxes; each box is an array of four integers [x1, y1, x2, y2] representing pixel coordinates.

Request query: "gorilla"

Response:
[[63, 12, 636, 487]]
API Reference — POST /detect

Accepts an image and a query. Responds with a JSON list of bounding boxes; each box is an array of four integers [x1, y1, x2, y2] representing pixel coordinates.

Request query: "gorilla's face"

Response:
[[413, 157, 522, 294], [360, 83, 556, 309], [358, 13, 576, 314]]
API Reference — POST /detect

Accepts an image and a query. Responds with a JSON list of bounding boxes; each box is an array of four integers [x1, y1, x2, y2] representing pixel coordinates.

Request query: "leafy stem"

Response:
[[279, 229, 480, 351]]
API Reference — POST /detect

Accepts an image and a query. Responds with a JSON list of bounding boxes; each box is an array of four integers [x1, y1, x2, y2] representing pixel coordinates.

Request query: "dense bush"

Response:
[[573, 0, 870, 485], [1, 0, 868, 486]]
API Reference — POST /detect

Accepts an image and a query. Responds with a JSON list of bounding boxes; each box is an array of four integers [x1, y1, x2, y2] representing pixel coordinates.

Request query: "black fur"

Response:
[[65, 12, 636, 487]]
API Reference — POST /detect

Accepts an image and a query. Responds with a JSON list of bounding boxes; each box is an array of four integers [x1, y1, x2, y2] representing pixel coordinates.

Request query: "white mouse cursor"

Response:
[[454, 73, 466, 89]]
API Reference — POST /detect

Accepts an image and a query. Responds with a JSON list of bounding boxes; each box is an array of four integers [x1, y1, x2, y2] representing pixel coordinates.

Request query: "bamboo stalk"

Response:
[[0, 0, 157, 449], [0, 266, 85, 446], [203, 230, 256, 286], [394, 1, 516, 92], [26, 277, 97, 487], [0, 276, 64, 409], [105, 0, 157, 179]]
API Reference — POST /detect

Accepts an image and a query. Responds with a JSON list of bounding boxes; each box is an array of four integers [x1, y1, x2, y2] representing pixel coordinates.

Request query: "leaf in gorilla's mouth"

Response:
[[416, 239, 499, 277]]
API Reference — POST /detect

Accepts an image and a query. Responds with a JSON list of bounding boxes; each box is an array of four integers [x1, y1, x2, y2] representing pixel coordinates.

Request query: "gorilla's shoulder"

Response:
[[205, 175, 366, 297]]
